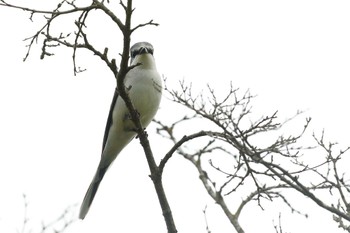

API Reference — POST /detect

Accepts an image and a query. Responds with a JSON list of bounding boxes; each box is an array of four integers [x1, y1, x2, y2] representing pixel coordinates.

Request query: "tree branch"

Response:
[[156, 80, 350, 232]]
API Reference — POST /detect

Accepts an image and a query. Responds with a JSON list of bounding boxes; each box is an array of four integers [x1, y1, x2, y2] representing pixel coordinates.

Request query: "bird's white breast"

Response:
[[125, 67, 162, 127], [113, 53, 162, 132]]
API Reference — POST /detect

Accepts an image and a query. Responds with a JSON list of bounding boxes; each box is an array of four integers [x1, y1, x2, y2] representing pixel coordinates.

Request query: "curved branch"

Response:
[[260, 159, 350, 221], [131, 19, 159, 33], [0, 0, 95, 15], [92, 0, 124, 30], [159, 131, 225, 173]]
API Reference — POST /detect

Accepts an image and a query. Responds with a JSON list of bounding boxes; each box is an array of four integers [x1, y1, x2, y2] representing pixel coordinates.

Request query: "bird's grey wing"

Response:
[[101, 87, 119, 154]]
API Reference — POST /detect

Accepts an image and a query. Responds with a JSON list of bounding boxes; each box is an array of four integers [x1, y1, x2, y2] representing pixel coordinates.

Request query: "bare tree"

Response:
[[1, 1, 350, 233], [154, 81, 350, 232], [0, 0, 176, 232]]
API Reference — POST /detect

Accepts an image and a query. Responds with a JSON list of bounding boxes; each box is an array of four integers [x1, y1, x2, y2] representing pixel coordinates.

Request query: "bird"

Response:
[[79, 42, 162, 219]]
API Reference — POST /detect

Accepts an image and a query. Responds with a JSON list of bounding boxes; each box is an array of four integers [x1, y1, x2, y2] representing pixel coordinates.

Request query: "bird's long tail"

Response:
[[79, 165, 108, 219]]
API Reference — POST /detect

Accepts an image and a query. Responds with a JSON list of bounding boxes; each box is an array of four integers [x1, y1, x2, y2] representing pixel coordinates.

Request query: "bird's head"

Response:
[[130, 42, 156, 68]]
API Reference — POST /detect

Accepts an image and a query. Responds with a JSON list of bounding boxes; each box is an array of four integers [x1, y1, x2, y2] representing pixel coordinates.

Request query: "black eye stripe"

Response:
[[130, 47, 154, 58]]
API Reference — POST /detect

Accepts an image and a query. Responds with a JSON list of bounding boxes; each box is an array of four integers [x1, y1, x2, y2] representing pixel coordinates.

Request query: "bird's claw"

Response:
[[135, 128, 147, 139]]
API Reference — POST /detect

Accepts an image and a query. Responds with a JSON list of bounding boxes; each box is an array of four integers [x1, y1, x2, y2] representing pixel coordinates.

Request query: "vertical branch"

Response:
[[19, 194, 29, 233], [115, 1, 177, 232]]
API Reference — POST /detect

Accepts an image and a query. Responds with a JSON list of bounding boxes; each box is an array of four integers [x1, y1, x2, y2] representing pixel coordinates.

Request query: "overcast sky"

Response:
[[0, 1, 350, 233]]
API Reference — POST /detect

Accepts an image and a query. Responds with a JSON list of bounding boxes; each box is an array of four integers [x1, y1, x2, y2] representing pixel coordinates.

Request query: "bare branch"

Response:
[[159, 131, 225, 173], [131, 19, 159, 33], [202, 205, 212, 233], [14, 194, 77, 233], [157, 80, 350, 232]]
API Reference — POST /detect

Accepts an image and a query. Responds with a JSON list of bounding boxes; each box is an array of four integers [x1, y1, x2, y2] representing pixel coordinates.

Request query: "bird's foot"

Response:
[[124, 109, 141, 121], [135, 128, 148, 139], [134, 110, 141, 118]]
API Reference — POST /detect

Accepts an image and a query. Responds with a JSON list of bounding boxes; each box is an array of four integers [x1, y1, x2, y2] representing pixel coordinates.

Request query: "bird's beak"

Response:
[[139, 47, 149, 54]]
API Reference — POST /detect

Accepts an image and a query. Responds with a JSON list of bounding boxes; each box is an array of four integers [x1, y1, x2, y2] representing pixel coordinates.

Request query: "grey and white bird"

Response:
[[79, 42, 162, 219]]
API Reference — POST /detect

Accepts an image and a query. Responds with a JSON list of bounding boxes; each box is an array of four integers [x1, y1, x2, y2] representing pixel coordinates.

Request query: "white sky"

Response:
[[0, 0, 350, 233]]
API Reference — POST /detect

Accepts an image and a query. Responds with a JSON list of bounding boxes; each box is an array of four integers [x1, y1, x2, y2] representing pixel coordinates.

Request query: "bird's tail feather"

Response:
[[79, 166, 108, 219]]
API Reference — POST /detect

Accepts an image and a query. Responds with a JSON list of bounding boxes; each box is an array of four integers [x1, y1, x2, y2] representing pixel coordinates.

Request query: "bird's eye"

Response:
[[131, 51, 137, 58]]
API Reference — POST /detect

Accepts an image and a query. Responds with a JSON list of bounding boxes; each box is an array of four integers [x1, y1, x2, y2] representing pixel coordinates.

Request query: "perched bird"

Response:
[[79, 42, 162, 219]]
